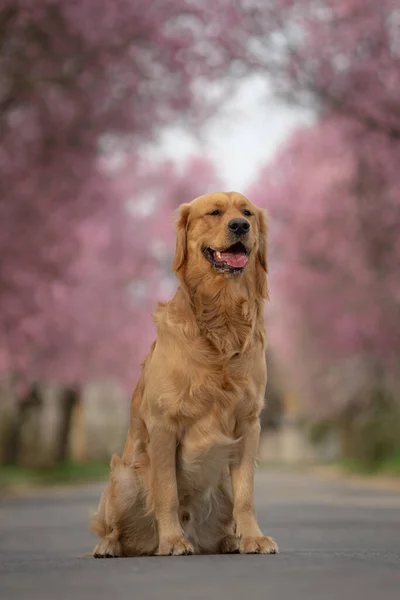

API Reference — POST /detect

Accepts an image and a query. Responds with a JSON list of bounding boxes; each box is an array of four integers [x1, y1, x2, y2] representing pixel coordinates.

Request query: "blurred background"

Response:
[[1, 0, 400, 490]]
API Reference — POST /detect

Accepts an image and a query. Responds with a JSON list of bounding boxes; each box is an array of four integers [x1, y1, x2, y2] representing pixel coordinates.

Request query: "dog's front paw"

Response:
[[157, 536, 194, 556], [240, 535, 278, 554], [93, 538, 123, 558]]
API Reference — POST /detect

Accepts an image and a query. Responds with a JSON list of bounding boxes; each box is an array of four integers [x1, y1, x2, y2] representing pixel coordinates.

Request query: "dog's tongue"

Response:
[[220, 251, 248, 268]]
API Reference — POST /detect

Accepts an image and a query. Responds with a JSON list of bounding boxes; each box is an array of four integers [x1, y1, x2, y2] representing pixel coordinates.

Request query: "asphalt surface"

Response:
[[1, 469, 400, 600]]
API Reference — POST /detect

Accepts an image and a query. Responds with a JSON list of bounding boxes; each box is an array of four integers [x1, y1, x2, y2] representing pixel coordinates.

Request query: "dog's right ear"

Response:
[[172, 203, 191, 272], [256, 208, 269, 299]]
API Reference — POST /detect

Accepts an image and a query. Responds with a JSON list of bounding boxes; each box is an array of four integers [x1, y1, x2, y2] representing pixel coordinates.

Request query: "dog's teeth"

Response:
[[215, 251, 222, 260]]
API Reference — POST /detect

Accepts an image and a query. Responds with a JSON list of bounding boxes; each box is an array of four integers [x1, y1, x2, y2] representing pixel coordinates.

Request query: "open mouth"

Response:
[[202, 241, 249, 273]]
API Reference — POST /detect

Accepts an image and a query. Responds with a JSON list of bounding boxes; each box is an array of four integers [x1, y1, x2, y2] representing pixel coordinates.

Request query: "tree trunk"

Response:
[[56, 387, 79, 463], [2, 385, 41, 466]]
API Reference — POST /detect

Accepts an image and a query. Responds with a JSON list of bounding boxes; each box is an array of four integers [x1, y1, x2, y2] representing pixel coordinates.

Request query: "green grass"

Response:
[[379, 453, 400, 476], [339, 453, 400, 477], [0, 461, 110, 493]]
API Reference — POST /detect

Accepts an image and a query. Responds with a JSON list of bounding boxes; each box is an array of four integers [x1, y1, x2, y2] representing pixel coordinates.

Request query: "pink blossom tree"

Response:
[[1, 153, 222, 387], [0, 150, 222, 463], [1, 0, 255, 165], [250, 116, 400, 462], [0, 0, 261, 463], [243, 0, 400, 138], [244, 0, 400, 464], [0, 0, 253, 386]]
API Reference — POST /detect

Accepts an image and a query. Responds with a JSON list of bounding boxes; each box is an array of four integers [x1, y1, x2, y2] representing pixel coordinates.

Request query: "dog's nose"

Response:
[[228, 218, 250, 236]]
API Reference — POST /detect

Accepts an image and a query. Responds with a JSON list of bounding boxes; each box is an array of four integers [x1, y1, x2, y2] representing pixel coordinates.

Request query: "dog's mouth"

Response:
[[201, 242, 249, 273]]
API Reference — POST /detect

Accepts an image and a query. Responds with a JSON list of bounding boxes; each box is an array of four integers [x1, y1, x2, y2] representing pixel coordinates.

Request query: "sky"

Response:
[[147, 75, 313, 192]]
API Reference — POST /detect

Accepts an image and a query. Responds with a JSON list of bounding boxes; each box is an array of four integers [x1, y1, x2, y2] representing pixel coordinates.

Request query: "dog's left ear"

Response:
[[256, 208, 269, 299], [172, 203, 191, 272]]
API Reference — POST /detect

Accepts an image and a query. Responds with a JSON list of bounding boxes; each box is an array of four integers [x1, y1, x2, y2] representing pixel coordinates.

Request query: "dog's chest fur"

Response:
[[151, 298, 265, 419], [143, 291, 266, 492]]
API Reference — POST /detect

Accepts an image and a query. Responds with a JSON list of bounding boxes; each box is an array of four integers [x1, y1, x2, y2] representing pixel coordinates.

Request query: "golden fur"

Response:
[[91, 191, 278, 556]]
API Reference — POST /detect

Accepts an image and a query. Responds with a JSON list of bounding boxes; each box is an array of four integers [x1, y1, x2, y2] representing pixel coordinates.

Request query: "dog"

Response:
[[91, 191, 278, 556]]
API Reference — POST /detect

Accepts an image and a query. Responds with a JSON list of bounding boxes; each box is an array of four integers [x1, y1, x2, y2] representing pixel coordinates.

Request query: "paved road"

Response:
[[1, 469, 400, 600]]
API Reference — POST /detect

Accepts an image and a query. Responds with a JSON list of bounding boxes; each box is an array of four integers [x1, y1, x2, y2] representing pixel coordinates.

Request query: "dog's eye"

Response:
[[209, 209, 221, 216], [243, 209, 252, 217]]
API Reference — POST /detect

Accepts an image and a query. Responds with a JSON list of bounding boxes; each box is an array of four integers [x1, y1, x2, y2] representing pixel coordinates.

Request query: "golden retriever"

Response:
[[91, 191, 278, 556]]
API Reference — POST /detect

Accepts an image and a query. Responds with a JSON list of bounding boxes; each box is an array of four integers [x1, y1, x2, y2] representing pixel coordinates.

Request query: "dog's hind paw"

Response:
[[93, 538, 123, 558], [219, 534, 240, 554]]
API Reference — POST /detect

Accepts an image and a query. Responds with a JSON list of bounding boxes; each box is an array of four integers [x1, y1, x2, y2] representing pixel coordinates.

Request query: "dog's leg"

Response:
[[91, 476, 123, 558], [91, 453, 159, 557], [230, 420, 278, 554], [149, 425, 194, 555]]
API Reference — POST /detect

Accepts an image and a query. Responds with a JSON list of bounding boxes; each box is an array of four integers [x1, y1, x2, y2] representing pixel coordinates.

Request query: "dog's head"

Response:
[[172, 192, 268, 296]]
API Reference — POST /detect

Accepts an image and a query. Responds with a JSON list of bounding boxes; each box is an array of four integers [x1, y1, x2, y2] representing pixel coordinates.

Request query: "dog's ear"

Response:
[[256, 208, 269, 299], [172, 203, 191, 272]]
